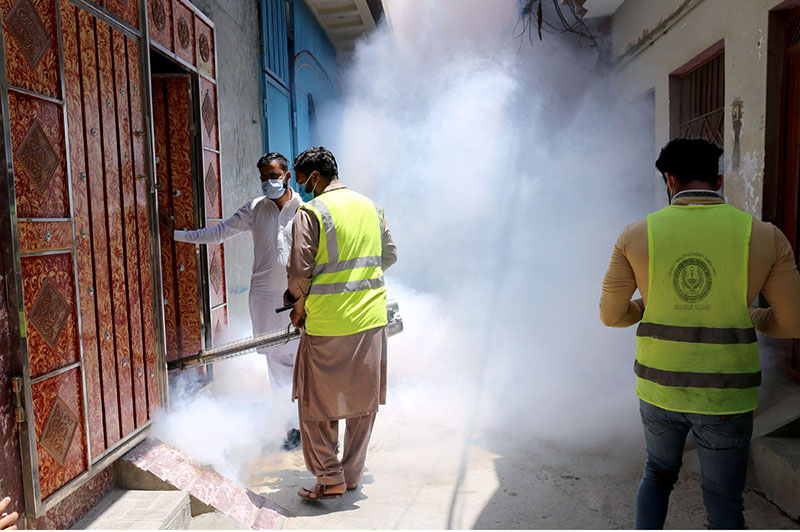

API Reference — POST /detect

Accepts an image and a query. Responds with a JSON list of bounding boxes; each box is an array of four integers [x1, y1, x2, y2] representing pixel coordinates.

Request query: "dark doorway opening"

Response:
[[766, 6, 800, 383]]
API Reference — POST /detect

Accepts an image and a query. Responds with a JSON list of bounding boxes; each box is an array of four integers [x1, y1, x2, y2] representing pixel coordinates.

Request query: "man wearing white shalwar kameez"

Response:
[[173, 152, 304, 449]]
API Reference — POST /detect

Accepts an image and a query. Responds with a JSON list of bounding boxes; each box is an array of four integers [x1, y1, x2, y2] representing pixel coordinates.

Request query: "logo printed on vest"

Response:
[[670, 253, 715, 303]]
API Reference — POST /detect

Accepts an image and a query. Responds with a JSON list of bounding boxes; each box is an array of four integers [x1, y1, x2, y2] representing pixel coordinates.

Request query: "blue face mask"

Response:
[[262, 178, 285, 199]]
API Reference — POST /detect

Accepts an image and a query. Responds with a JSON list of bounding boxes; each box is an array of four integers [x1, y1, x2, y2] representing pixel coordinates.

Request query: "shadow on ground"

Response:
[[249, 464, 376, 517]]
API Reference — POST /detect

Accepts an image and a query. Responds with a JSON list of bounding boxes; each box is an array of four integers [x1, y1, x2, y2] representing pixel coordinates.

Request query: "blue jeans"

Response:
[[635, 399, 753, 530]]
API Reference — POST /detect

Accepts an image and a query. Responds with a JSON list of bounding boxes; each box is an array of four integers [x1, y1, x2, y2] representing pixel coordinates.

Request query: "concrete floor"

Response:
[[172, 341, 800, 529], [244, 414, 799, 529]]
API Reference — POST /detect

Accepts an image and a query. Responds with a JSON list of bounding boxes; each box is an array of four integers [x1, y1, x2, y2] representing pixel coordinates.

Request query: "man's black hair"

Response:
[[655, 138, 723, 186], [257, 152, 289, 172], [293, 146, 338, 180]]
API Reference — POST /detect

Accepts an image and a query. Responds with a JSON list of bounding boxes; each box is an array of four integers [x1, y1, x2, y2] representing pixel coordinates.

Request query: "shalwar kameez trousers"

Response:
[[294, 327, 387, 486]]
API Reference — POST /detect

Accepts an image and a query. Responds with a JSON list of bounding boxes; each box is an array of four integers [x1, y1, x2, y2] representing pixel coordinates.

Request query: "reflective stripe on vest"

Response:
[[308, 276, 385, 295], [301, 187, 387, 336], [311, 199, 340, 263], [634, 360, 761, 389], [312, 256, 382, 276], [636, 203, 759, 415], [636, 323, 757, 344]]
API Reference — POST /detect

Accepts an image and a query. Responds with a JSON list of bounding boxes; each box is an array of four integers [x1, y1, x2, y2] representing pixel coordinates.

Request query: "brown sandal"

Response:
[[298, 483, 345, 500]]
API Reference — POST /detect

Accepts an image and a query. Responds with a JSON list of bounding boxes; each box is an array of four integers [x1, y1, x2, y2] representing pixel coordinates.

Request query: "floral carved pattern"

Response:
[[210, 252, 222, 295], [6, 0, 51, 69], [199, 33, 210, 63], [152, 0, 166, 31], [201, 91, 215, 135], [40, 396, 79, 466], [29, 277, 70, 349], [177, 16, 190, 49], [204, 164, 218, 205], [18, 119, 59, 194]]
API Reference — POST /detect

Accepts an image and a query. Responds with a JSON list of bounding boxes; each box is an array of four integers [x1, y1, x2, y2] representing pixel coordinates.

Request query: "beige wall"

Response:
[[610, 0, 786, 216]]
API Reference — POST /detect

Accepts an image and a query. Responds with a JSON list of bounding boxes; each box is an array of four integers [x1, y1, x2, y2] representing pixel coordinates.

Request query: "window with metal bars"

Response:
[[676, 52, 725, 145], [788, 14, 800, 50]]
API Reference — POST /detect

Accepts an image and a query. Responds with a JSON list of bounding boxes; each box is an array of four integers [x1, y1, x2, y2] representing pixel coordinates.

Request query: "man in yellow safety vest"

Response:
[[600, 138, 800, 529], [285, 146, 398, 501]]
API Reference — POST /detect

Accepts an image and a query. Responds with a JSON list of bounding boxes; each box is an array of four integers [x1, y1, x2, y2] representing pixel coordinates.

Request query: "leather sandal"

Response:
[[298, 483, 345, 500], [346, 482, 359, 490]]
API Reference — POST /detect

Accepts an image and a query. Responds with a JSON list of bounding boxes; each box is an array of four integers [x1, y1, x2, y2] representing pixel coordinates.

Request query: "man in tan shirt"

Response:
[[600, 196, 800, 337], [286, 147, 397, 501], [600, 138, 800, 529]]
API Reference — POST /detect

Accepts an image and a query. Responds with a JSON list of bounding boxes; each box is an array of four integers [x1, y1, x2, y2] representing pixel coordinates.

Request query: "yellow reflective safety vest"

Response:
[[300, 187, 387, 336], [636, 202, 760, 415]]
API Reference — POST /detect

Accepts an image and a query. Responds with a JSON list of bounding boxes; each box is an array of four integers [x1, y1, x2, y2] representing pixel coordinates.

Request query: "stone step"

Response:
[[116, 438, 287, 529], [71, 490, 190, 530], [750, 436, 800, 520], [752, 393, 800, 439]]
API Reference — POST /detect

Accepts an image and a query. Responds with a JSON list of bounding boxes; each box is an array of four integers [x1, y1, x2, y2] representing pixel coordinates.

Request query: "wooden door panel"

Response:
[[104, 0, 138, 29], [195, 16, 214, 79], [202, 140, 225, 347], [17, 220, 72, 254], [97, 20, 136, 439], [111, 31, 148, 429], [20, 253, 79, 379], [77, 8, 122, 448], [126, 36, 160, 414], [199, 78, 218, 150], [148, 0, 173, 51], [153, 79, 181, 361], [32, 368, 87, 499], [208, 243, 225, 309], [60, 0, 105, 458], [8, 92, 68, 219], [1, 0, 61, 98], [203, 151, 221, 219], [172, 0, 195, 67], [165, 77, 202, 358]]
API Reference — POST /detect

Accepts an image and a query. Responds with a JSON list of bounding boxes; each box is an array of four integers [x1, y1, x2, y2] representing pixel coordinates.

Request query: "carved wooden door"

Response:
[[152, 72, 226, 367], [152, 74, 204, 363], [0, 0, 161, 517]]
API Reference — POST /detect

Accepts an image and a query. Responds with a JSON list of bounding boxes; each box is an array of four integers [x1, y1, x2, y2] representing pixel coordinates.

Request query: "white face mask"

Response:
[[262, 178, 285, 199]]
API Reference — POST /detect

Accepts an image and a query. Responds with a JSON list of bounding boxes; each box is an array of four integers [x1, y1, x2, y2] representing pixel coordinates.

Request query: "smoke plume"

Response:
[[323, 0, 654, 450]]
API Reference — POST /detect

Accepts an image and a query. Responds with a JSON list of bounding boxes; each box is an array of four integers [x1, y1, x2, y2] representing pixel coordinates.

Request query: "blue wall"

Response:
[[258, 0, 338, 197]]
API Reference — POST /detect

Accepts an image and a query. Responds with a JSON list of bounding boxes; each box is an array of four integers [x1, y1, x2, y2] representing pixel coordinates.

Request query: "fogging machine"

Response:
[[167, 299, 404, 371]]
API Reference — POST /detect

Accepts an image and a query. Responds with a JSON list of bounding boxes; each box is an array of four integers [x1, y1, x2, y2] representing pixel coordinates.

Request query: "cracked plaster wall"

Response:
[[611, 0, 786, 217]]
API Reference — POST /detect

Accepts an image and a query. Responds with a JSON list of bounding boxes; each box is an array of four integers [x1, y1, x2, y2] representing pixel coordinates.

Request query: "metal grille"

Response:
[[678, 53, 725, 145]]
